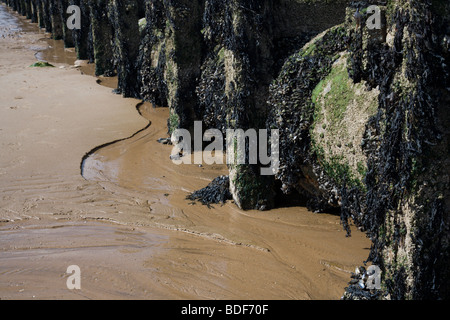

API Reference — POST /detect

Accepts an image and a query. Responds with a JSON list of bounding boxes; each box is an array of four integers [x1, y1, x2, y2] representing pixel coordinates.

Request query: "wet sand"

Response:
[[0, 4, 371, 300]]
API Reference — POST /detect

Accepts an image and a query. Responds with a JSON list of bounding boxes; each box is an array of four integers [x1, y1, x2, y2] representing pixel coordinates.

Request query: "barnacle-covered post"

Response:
[[68, 0, 92, 60], [138, 0, 169, 107], [107, 0, 142, 97], [164, 0, 203, 134], [29, 0, 38, 23], [88, 0, 115, 76], [223, 0, 276, 211], [23, 0, 32, 19], [48, 0, 63, 40], [58, 0, 74, 47], [35, 0, 45, 30], [39, 0, 52, 33], [17, 0, 26, 16], [9, 0, 18, 12]]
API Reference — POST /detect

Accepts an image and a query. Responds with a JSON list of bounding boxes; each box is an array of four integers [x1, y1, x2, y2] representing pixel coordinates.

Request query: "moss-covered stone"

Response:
[[267, 25, 349, 211], [311, 54, 378, 191]]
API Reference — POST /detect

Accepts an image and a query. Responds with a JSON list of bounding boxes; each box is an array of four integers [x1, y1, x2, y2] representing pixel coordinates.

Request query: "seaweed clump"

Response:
[[187, 175, 232, 207], [30, 61, 55, 67]]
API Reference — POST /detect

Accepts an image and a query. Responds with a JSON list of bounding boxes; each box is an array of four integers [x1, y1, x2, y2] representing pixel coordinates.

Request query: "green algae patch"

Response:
[[310, 54, 379, 191], [30, 61, 55, 68]]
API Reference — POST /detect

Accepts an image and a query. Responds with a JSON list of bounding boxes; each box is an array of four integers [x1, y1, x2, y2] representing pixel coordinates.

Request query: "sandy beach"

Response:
[[0, 4, 371, 300]]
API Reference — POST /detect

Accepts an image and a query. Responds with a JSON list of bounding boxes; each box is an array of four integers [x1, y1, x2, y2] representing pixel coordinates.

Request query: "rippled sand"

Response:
[[0, 4, 371, 300]]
